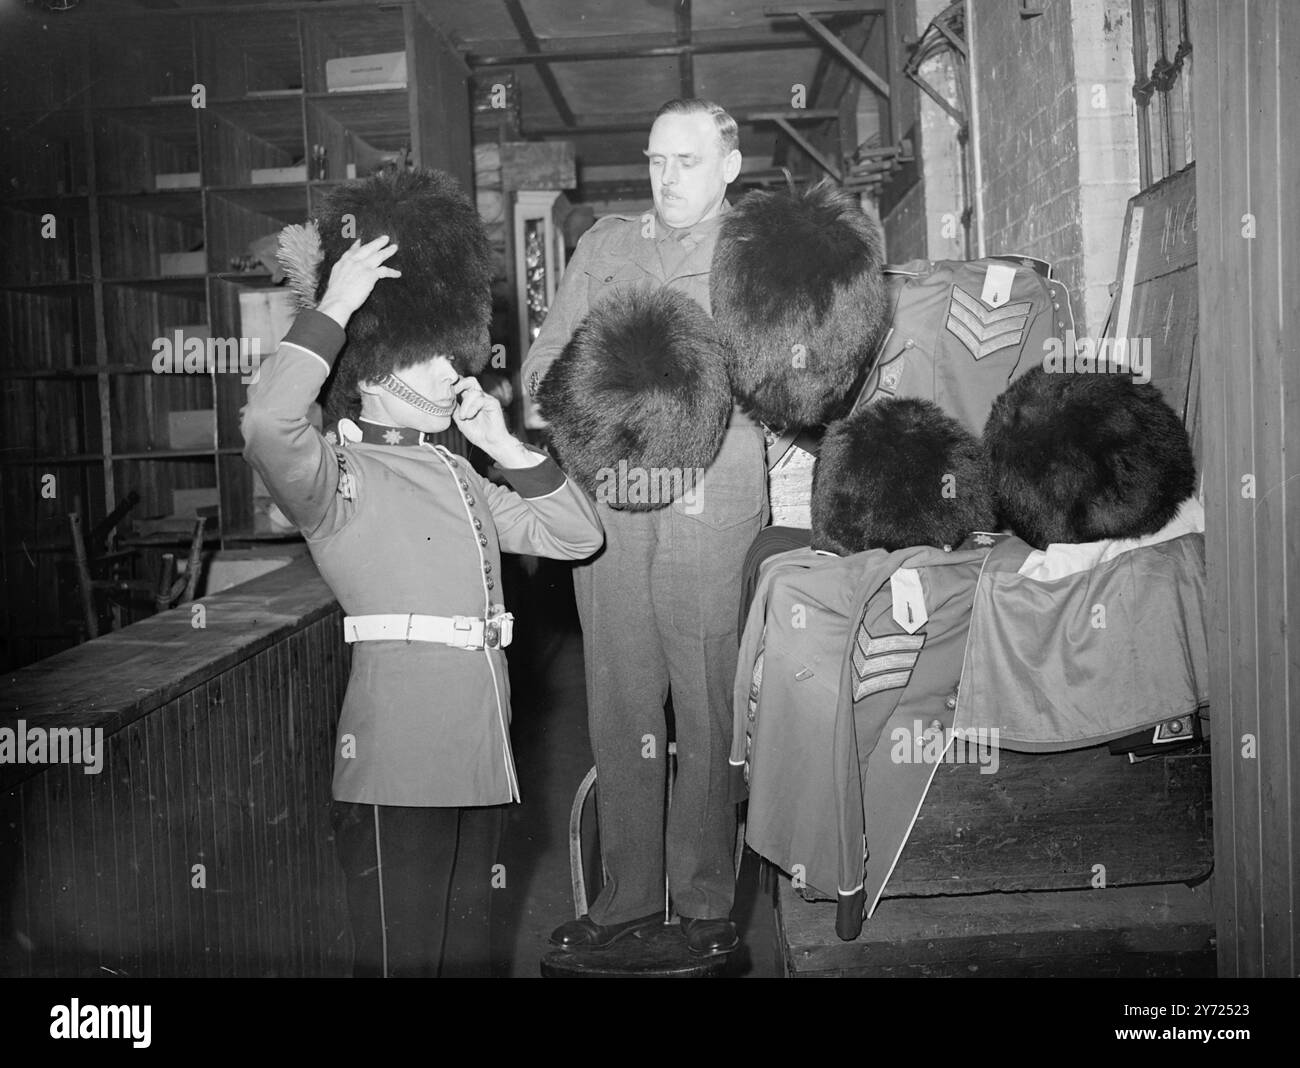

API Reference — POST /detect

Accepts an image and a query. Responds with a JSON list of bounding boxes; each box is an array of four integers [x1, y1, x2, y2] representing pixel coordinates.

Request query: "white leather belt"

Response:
[[342, 612, 514, 650]]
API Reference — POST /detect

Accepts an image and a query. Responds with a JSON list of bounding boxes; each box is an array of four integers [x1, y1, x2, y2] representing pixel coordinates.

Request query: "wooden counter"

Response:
[[0, 557, 351, 977]]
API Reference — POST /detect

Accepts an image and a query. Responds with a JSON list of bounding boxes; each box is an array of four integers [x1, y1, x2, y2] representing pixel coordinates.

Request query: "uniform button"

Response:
[[459, 479, 469, 491], [904, 338, 915, 348], [930, 718, 943, 732], [478, 534, 488, 546], [465, 496, 476, 506], [473, 517, 483, 531], [945, 695, 958, 710], [483, 562, 492, 573], [486, 578, 495, 590]]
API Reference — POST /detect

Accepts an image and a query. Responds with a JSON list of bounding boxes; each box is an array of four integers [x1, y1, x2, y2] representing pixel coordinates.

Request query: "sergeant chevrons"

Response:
[[732, 543, 999, 940], [242, 310, 603, 807], [856, 257, 1076, 437]]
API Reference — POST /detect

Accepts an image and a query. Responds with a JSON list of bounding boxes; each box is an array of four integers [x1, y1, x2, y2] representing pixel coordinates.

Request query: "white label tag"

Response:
[[981, 263, 1017, 308], [890, 568, 928, 634]]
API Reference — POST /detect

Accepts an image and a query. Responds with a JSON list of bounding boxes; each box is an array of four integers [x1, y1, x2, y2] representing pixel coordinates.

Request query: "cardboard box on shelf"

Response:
[[167, 409, 216, 450], [159, 251, 206, 276], [250, 165, 308, 185], [155, 171, 200, 190], [325, 51, 407, 92]]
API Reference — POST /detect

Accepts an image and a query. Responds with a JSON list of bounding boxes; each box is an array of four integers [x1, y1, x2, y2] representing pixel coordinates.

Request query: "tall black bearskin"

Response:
[[312, 169, 492, 423], [983, 368, 1196, 548], [811, 398, 996, 554], [536, 286, 732, 510], [710, 180, 887, 430]]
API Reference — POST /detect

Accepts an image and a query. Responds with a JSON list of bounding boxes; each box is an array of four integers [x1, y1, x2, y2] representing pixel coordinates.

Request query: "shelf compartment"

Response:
[[109, 372, 215, 459], [97, 193, 204, 280], [199, 99, 306, 188], [305, 92, 411, 182], [0, 31, 92, 116], [300, 9, 408, 95], [0, 113, 91, 199], [92, 108, 201, 194], [0, 288, 95, 374], [205, 187, 307, 278], [92, 20, 198, 108], [113, 457, 219, 538], [194, 12, 305, 100], [0, 377, 103, 466], [0, 200, 93, 287], [103, 280, 210, 379]]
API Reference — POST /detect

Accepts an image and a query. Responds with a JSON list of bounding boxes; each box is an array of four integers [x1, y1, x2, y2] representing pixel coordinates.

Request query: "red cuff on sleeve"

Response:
[[500, 446, 568, 499], [281, 309, 347, 369]]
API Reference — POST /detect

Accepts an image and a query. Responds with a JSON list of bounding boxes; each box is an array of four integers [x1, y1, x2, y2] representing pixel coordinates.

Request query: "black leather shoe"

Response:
[[680, 916, 739, 956], [549, 912, 660, 949]]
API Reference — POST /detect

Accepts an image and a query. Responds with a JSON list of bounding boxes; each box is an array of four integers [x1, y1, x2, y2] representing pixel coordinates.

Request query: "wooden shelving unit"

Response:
[[0, 1, 473, 670]]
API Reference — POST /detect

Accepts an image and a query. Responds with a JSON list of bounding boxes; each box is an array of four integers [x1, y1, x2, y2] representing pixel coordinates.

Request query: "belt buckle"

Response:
[[451, 615, 482, 650]]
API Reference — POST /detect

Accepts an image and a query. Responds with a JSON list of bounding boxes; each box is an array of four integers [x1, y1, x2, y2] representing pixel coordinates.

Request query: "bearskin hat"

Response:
[[710, 180, 887, 430], [811, 398, 996, 554], [312, 169, 491, 422], [537, 286, 732, 510], [983, 367, 1196, 549]]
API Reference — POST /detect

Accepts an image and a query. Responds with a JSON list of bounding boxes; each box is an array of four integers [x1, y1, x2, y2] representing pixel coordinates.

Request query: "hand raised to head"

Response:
[[317, 235, 403, 328]]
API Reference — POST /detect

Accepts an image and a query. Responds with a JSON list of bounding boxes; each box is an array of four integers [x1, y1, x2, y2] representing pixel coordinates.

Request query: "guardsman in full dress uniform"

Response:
[[524, 100, 769, 957], [242, 170, 603, 977]]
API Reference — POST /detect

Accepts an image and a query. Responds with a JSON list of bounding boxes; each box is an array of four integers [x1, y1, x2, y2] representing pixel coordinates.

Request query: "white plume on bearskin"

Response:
[[536, 286, 732, 510], [982, 367, 1197, 549], [811, 398, 996, 554], [710, 180, 887, 430]]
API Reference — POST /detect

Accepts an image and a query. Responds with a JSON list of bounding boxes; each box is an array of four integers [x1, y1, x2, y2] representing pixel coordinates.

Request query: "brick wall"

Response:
[[971, 0, 1084, 302], [971, 0, 1138, 334]]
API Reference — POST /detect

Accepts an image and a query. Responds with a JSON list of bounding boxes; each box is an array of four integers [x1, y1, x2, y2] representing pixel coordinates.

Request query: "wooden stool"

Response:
[[541, 922, 730, 978], [542, 754, 741, 977]]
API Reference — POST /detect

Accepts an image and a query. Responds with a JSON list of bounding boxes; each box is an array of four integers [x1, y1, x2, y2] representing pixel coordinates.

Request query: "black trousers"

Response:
[[330, 800, 506, 978]]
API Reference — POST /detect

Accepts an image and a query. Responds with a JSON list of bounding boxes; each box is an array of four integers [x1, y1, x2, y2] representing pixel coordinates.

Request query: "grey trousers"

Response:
[[573, 425, 768, 923]]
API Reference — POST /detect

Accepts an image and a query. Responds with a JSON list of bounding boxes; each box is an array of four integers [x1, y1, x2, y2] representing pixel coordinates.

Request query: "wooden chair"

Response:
[[68, 509, 207, 640]]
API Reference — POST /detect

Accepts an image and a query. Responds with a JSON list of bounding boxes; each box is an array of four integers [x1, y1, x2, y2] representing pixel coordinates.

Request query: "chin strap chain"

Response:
[[375, 372, 454, 416]]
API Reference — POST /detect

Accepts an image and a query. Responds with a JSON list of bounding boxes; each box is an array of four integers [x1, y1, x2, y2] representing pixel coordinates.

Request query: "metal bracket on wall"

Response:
[[902, 0, 968, 131]]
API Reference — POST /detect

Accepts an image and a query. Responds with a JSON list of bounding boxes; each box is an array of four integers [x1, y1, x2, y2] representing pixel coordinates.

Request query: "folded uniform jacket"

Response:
[[959, 498, 1210, 750], [732, 541, 1000, 940]]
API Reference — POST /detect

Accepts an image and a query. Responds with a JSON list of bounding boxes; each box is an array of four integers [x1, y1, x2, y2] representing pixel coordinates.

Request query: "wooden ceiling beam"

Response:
[[502, 0, 576, 128], [527, 107, 838, 138], [764, 6, 890, 100], [469, 36, 815, 66]]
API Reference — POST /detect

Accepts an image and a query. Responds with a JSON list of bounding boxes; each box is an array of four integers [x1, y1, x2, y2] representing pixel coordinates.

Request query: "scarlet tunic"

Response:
[[242, 310, 604, 807]]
